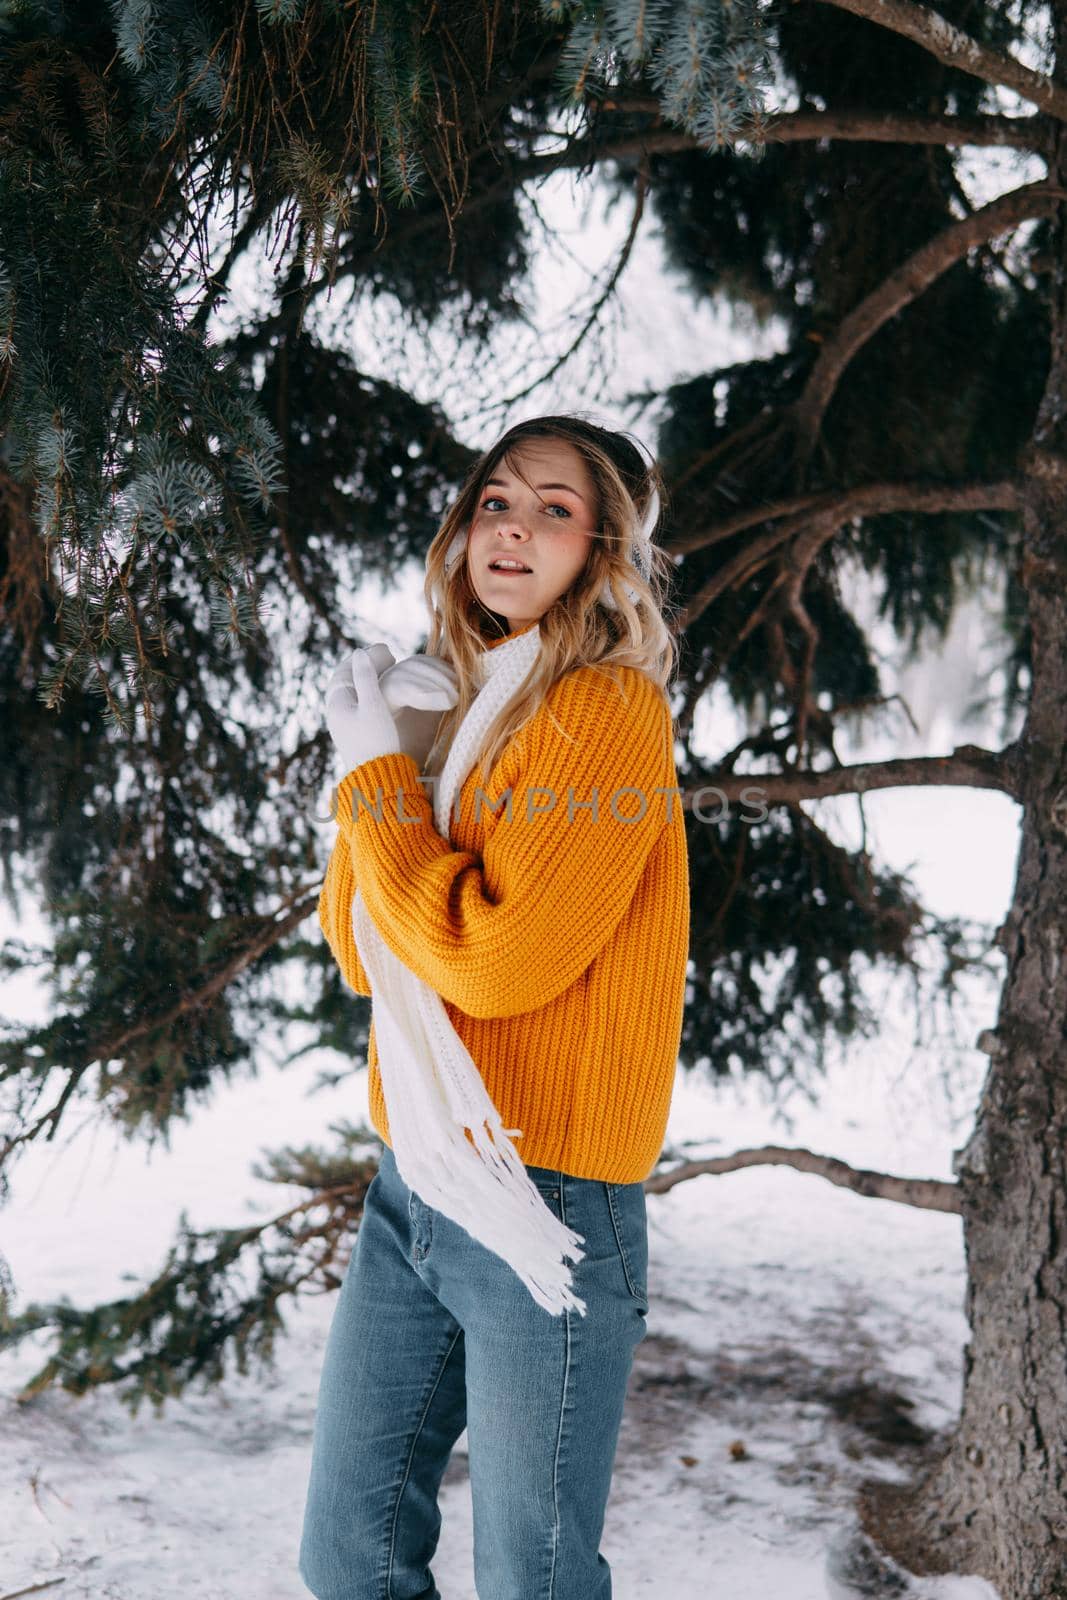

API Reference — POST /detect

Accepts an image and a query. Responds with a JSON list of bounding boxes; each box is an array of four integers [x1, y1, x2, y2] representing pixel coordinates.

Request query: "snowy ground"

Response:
[[0, 1011, 1004, 1600]]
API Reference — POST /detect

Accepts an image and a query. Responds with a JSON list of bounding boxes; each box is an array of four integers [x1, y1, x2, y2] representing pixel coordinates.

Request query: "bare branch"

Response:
[[810, 0, 1067, 122], [670, 478, 1022, 636], [599, 102, 1053, 154], [777, 521, 834, 759], [0, 1579, 69, 1600], [793, 182, 1066, 468], [679, 741, 1021, 807], [645, 1143, 962, 1213], [666, 477, 1022, 563]]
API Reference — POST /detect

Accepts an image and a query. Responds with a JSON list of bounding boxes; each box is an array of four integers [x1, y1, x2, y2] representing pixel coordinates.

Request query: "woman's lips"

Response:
[[487, 564, 533, 576]]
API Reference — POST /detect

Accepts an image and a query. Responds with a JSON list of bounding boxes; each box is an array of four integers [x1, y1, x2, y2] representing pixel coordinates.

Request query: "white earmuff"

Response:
[[443, 523, 470, 576], [600, 481, 659, 611]]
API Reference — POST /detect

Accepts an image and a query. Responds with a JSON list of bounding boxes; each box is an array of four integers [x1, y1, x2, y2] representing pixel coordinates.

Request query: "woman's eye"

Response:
[[480, 497, 571, 518]]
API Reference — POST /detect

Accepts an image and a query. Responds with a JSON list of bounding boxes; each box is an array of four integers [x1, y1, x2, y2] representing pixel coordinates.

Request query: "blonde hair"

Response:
[[422, 413, 680, 782]]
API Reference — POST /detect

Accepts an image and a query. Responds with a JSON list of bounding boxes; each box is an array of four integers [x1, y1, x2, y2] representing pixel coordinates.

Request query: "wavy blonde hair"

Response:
[[421, 413, 680, 782]]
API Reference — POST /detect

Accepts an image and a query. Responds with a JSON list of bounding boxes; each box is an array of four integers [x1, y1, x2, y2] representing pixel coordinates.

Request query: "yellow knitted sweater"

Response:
[[318, 624, 690, 1183]]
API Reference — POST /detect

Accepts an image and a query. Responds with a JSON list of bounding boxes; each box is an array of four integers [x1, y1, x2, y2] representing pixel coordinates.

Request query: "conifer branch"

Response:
[[810, 0, 1067, 122], [669, 478, 1022, 606], [679, 743, 1020, 807], [754, 108, 1051, 153], [487, 157, 650, 413], [95, 890, 321, 1061], [214, 113, 1051, 359], [0, 890, 320, 1173], [646, 1144, 961, 1213], [791, 181, 1067, 472], [597, 104, 1053, 154], [189, 191, 284, 336], [671, 475, 1023, 782], [3, 1134, 381, 1413]]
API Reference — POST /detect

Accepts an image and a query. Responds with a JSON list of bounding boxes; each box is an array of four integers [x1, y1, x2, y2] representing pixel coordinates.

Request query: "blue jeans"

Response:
[[298, 1143, 650, 1600]]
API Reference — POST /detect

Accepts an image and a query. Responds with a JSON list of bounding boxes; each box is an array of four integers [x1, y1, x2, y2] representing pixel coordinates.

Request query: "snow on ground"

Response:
[[0, 1003, 1004, 1600]]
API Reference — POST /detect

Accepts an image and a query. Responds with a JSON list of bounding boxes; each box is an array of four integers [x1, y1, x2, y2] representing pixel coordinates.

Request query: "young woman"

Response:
[[300, 415, 690, 1600]]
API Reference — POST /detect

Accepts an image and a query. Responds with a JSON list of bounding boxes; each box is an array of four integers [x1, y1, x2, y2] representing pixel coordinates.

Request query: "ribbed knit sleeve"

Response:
[[337, 664, 677, 1019], [318, 822, 372, 997]]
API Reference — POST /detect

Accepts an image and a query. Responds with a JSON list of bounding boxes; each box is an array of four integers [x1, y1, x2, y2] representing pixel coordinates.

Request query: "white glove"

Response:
[[325, 645, 402, 774], [326, 642, 396, 721], [379, 654, 460, 773], [379, 654, 459, 713]]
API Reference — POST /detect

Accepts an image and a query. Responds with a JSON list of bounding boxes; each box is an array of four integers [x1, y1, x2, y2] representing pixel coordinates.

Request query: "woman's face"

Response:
[[466, 438, 600, 631]]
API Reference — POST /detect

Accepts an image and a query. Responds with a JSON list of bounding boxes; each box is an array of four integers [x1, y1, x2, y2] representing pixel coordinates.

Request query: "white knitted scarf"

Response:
[[350, 622, 588, 1317]]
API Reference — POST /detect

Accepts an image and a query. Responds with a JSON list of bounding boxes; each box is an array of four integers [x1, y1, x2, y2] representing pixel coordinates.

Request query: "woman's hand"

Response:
[[379, 655, 459, 713], [325, 645, 402, 774], [326, 645, 461, 775], [379, 655, 460, 773]]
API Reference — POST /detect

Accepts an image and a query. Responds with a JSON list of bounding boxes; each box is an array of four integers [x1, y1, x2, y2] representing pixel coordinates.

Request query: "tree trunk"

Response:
[[857, 30, 1067, 1595]]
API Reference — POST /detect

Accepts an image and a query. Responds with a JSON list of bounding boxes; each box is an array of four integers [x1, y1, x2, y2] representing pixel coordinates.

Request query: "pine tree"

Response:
[[3, 1, 1067, 1594]]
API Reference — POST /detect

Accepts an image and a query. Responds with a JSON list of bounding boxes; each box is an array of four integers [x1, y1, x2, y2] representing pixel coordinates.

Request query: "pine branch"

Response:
[[267, 244, 352, 647], [484, 156, 650, 416], [791, 181, 1067, 476], [0, 890, 320, 1176], [95, 889, 320, 1061], [669, 471, 1023, 790], [2, 1131, 381, 1415], [212, 110, 1053, 360], [645, 1143, 961, 1212], [669, 478, 1022, 614], [679, 742, 1021, 807], [811, 0, 1067, 122], [596, 102, 1054, 154], [189, 188, 285, 336]]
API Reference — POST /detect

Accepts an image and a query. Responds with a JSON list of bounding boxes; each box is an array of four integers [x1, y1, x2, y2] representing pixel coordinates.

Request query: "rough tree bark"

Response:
[[857, 19, 1067, 1595]]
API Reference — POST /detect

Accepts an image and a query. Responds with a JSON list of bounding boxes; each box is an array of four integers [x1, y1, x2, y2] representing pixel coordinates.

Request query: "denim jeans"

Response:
[[298, 1142, 650, 1600]]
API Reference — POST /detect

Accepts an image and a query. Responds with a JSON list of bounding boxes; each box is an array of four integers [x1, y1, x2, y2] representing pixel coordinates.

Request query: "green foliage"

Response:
[[364, 0, 432, 204], [0, 0, 560, 723], [0, 1123, 382, 1415], [540, 0, 774, 150], [679, 789, 1005, 1112], [0, 44, 286, 728], [628, 0, 1038, 727]]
